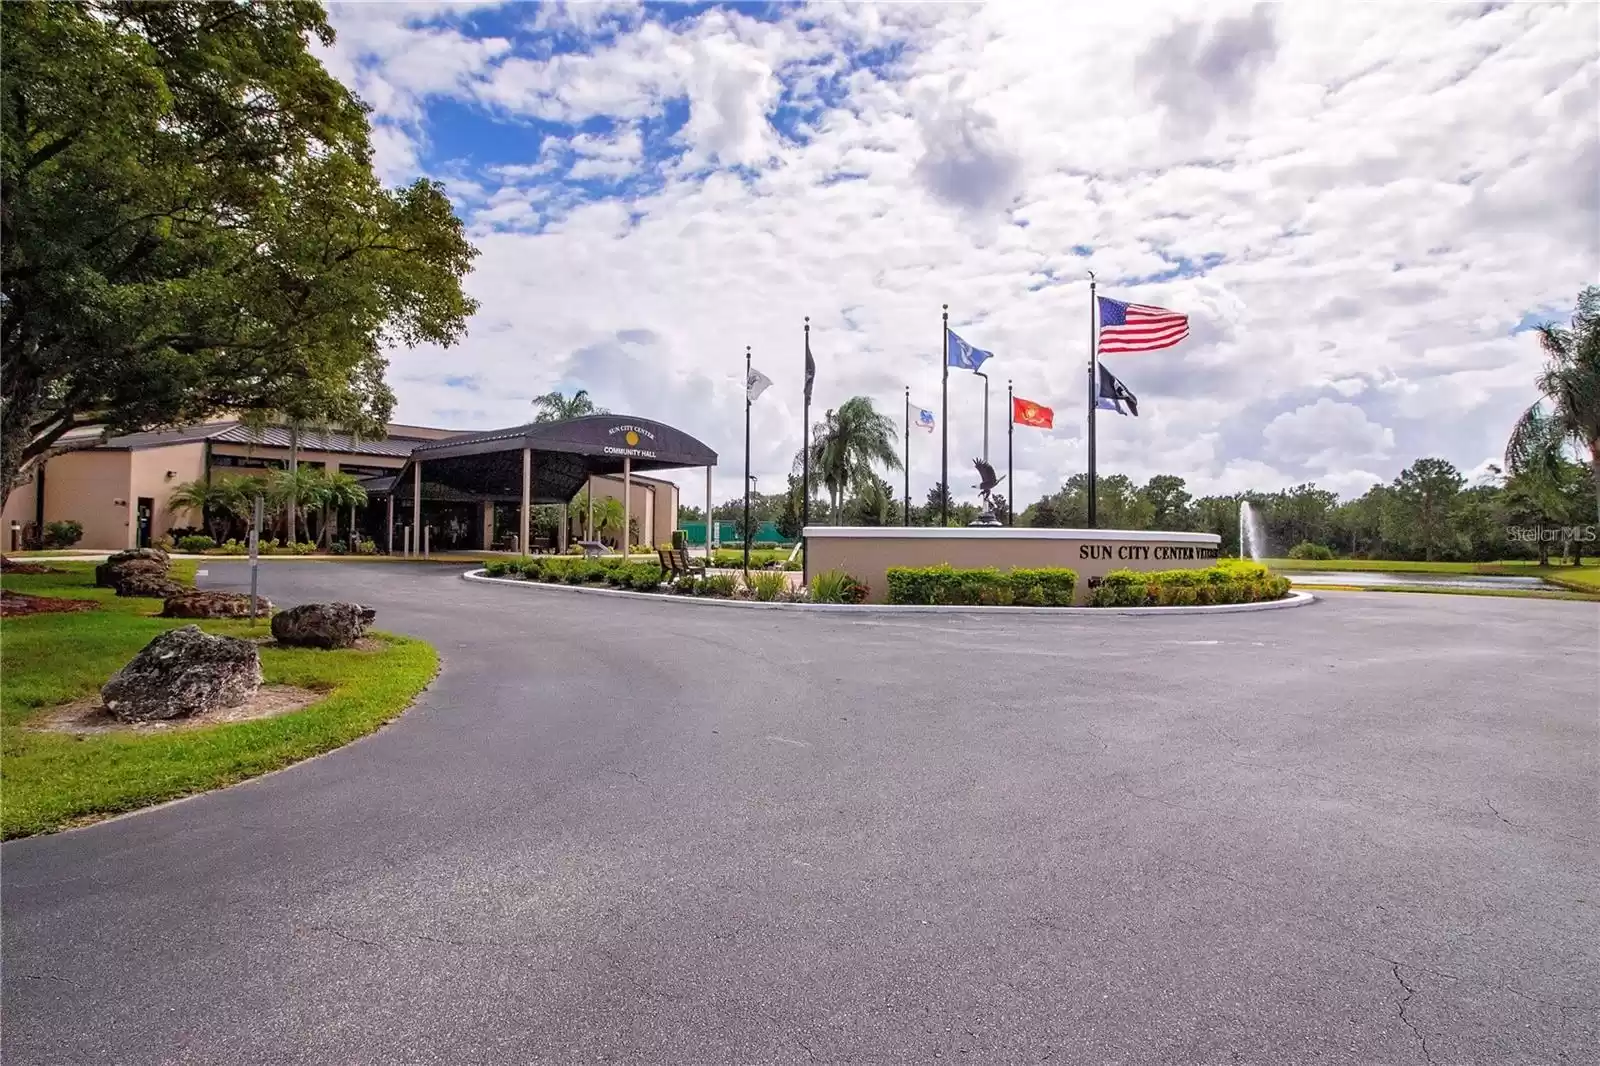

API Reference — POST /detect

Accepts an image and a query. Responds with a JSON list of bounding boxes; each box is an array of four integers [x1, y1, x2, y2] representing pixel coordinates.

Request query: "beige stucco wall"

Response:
[[588, 474, 678, 548], [1, 450, 135, 549], [131, 442, 207, 536], [804, 529, 1223, 605]]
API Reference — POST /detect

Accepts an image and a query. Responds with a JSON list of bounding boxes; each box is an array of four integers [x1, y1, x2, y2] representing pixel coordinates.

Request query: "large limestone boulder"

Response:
[[114, 574, 188, 600], [270, 602, 376, 649], [162, 591, 271, 619], [95, 557, 167, 589], [101, 625, 262, 722], [106, 547, 170, 567]]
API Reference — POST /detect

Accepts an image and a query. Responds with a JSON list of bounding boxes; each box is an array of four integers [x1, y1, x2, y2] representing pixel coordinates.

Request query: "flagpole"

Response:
[[940, 303, 949, 527], [904, 387, 911, 527], [743, 344, 752, 577], [802, 317, 811, 584], [1087, 273, 1098, 529], [1007, 380, 1014, 526], [975, 370, 989, 462]]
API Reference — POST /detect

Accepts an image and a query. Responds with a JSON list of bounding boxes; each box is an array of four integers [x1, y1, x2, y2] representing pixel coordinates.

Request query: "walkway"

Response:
[[3, 563, 1595, 1063]]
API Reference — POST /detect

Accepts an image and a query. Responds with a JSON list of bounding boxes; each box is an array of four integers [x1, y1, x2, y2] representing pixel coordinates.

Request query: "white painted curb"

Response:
[[462, 570, 1316, 616]]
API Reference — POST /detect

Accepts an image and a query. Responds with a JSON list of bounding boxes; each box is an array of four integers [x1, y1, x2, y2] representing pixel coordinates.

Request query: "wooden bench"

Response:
[[657, 546, 707, 581]]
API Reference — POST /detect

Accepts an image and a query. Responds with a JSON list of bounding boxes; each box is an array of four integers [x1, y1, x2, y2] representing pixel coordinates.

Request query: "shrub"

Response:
[[289, 541, 317, 555], [810, 569, 867, 604], [154, 534, 176, 551], [674, 575, 702, 596], [698, 574, 738, 597], [753, 540, 781, 550], [748, 570, 788, 602], [781, 561, 802, 572], [41, 520, 84, 548], [1007, 567, 1077, 606], [176, 534, 216, 553], [625, 563, 663, 590], [1287, 541, 1334, 560], [484, 559, 515, 577], [211, 538, 249, 556], [885, 564, 1077, 606], [356, 538, 377, 555], [1086, 564, 1291, 607]]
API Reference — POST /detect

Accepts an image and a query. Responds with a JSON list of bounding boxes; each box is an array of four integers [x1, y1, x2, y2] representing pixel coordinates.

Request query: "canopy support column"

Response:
[[411, 462, 422, 558], [622, 457, 632, 561], [519, 447, 531, 556], [705, 466, 714, 560]]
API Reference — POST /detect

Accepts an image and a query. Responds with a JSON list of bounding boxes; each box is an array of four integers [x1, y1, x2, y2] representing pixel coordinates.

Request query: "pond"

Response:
[[1287, 570, 1549, 591]]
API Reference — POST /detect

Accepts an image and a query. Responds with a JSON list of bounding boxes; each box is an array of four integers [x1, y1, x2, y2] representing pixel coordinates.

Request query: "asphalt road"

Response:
[[4, 562, 1596, 1065]]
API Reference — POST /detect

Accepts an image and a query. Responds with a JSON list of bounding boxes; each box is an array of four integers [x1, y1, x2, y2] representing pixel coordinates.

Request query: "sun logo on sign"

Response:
[[624, 430, 639, 447]]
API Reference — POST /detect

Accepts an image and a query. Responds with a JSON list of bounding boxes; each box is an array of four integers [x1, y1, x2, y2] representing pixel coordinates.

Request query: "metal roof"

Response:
[[101, 422, 425, 458]]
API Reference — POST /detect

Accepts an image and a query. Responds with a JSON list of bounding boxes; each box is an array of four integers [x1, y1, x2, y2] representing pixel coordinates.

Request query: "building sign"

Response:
[[602, 423, 659, 459], [1079, 544, 1220, 561]]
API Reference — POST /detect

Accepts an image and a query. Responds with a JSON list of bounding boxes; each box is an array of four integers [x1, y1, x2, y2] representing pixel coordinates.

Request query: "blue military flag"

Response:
[[946, 330, 994, 371]]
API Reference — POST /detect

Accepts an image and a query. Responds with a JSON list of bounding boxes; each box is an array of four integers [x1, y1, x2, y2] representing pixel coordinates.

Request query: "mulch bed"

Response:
[[0, 558, 63, 575], [0, 590, 98, 617]]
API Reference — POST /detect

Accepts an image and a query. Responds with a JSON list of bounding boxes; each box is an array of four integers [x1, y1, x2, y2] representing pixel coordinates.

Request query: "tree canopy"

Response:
[[1506, 285, 1600, 527], [1, 0, 479, 509], [532, 389, 606, 423]]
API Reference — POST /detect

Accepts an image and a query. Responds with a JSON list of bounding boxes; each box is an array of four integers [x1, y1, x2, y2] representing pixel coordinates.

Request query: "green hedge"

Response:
[[1087, 563, 1290, 607], [483, 556, 664, 590], [884, 564, 1078, 606]]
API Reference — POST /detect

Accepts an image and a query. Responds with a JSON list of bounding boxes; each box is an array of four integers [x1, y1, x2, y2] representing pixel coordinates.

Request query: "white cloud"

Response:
[[1262, 399, 1395, 469], [323, 1, 1599, 508]]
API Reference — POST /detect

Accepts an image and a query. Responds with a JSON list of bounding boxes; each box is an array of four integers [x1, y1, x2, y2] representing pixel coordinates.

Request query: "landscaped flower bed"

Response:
[[480, 556, 864, 602]]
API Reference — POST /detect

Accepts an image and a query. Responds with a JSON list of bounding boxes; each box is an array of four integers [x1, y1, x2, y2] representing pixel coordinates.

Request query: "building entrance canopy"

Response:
[[380, 414, 719, 555], [389, 415, 717, 505]]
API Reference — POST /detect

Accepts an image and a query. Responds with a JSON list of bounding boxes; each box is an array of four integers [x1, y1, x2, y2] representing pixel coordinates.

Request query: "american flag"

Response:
[[1097, 296, 1189, 354]]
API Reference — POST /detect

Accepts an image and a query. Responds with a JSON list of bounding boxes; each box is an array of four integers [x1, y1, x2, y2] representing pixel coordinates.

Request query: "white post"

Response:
[[622, 456, 632, 561], [704, 466, 714, 560], [519, 447, 531, 557], [423, 525, 430, 559], [411, 461, 422, 557], [385, 494, 394, 554]]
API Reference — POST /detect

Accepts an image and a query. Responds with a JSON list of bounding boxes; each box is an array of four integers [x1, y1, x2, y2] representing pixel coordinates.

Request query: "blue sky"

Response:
[[318, 0, 1598, 505]]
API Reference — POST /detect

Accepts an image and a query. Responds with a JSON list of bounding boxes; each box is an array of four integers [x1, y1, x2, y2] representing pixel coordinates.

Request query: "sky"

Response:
[[316, 0, 1598, 508]]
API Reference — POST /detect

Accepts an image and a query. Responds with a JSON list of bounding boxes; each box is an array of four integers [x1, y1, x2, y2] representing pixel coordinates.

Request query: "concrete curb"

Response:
[[461, 570, 1317, 616]]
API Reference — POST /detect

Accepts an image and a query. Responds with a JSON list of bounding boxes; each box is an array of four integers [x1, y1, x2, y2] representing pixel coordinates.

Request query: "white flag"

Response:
[[746, 366, 773, 403]]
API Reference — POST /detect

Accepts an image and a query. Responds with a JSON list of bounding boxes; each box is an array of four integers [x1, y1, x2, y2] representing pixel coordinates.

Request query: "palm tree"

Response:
[[317, 472, 370, 549], [801, 396, 902, 523], [167, 477, 250, 542], [532, 389, 606, 423], [1507, 286, 1600, 528], [593, 496, 626, 548], [266, 465, 328, 544]]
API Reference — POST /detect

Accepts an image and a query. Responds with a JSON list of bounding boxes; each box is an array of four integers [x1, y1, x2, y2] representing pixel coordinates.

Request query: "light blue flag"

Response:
[[946, 329, 994, 371]]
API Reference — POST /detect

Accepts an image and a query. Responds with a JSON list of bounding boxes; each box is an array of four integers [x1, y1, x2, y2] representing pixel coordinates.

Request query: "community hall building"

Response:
[[4, 415, 718, 553]]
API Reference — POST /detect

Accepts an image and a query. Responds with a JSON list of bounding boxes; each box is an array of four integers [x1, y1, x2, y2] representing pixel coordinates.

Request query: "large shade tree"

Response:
[[1, 1, 479, 512], [802, 396, 902, 523], [1506, 286, 1600, 528]]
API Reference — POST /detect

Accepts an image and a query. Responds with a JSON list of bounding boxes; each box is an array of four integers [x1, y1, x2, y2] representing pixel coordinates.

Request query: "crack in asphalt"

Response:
[[1485, 799, 1515, 827], [1393, 963, 1434, 1065]]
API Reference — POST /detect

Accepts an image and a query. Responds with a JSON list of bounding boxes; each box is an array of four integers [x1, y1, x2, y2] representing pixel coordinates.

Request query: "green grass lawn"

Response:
[[1, 563, 437, 839]]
